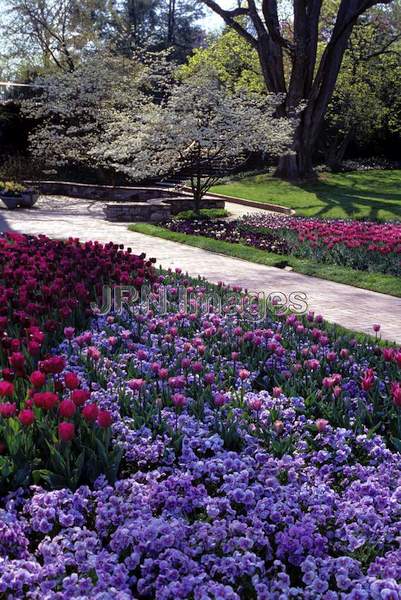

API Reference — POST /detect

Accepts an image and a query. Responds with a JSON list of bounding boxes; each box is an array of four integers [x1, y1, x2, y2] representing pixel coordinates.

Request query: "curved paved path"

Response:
[[1, 196, 400, 344]]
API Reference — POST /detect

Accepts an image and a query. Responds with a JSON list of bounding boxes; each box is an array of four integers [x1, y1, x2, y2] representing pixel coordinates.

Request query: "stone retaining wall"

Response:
[[28, 180, 176, 202], [26, 181, 225, 221], [104, 202, 171, 222], [104, 196, 226, 222]]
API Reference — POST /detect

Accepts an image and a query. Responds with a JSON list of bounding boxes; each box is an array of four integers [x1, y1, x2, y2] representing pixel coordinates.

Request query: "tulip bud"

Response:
[[59, 399, 76, 418], [58, 422, 75, 442], [97, 410, 112, 428], [18, 409, 35, 427], [82, 403, 99, 422], [316, 418, 329, 433]]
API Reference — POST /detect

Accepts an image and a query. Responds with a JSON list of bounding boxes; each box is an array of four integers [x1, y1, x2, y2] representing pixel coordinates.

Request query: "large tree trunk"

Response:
[[274, 121, 316, 180], [274, 105, 318, 180], [275, 145, 314, 180], [202, 0, 395, 181]]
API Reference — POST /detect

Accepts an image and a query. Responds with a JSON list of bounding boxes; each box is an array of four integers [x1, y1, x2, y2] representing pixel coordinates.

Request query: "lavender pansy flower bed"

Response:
[[1, 275, 401, 599]]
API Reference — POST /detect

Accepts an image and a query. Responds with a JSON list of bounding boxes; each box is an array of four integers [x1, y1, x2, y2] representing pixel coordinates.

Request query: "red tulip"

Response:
[[391, 382, 401, 408], [274, 420, 284, 434], [1, 369, 14, 382], [30, 370, 46, 388], [158, 368, 169, 380], [59, 399, 76, 418], [40, 356, 66, 374], [248, 397, 262, 411], [382, 348, 394, 361], [82, 403, 99, 422], [361, 371, 375, 392], [64, 372, 80, 390], [127, 378, 145, 391], [0, 402, 16, 417], [0, 381, 14, 398], [71, 389, 91, 406], [64, 327, 75, 340], [9, 352, 25, 371], [27, 341, 41, 356], [10, 339, 20, 352], [18, 409, 35, 426], [97, 410, 112, 428], [34, 391, 58, 410], [58, 422, 75, 442], [172, 393, 187, 408], [239, 369, 250, 381], [316, 418, 329, 433], [87, 346, 101, 361]]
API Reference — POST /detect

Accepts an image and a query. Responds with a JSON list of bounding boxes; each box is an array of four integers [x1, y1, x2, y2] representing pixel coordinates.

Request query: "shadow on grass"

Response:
[[296, 175, 401, 221]]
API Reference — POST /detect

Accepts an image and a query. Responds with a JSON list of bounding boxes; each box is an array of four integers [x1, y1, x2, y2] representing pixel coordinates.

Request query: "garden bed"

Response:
[[129, 223, 401, 298], [162, 214, 401, 278], [0, 232, 400, 598]]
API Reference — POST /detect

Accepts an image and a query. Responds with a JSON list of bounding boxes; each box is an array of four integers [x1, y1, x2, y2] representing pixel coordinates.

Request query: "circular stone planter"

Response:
[[19, 191, 39, 208], [0, 195, 20, 209]]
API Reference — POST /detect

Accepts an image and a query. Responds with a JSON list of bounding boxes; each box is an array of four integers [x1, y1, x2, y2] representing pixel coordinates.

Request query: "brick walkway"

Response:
[[1, 196, 400, 344]]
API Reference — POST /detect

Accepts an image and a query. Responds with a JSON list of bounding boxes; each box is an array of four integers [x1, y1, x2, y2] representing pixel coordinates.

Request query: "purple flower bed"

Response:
[[1, 274, 401, 598], [165, 217, 290, 254]]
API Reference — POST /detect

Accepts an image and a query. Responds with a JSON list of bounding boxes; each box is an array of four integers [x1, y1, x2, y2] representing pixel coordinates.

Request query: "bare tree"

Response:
[[2, 0, 104, 73]]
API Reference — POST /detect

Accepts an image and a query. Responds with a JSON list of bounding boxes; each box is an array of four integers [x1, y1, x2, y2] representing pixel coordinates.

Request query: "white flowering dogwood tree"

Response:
[[92, 77, 294, 211], [23, 51, 173, 174], [25, 55, 294, 210]]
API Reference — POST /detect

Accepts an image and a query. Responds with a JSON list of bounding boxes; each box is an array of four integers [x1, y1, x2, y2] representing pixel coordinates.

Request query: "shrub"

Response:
[[0, 181, 27, 196], [175, 208, 230, 220]]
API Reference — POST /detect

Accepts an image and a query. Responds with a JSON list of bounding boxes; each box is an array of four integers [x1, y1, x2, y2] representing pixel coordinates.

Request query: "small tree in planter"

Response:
[[91, 77, 295, 212]]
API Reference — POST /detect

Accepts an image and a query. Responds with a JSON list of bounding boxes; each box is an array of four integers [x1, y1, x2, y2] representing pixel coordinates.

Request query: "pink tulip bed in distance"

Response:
[[0, 232, 401, 599], [165, 214, 401, 276]]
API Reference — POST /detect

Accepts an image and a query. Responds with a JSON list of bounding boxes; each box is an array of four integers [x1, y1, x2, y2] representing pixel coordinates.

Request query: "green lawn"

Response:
[[129, 224, 401, 297], [211, 169, 401, 221]]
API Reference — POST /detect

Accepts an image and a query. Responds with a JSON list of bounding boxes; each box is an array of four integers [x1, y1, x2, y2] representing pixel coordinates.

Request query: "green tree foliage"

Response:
[[323, 2, 401, 167], [183, 1, 401, 169], [179, 26, 264, 93], [0, 0, 205, 80], [106, 0, 205, 62]]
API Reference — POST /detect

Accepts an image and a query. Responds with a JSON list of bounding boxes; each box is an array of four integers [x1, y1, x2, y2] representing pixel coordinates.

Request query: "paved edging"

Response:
[[183, 186, 295, 215]]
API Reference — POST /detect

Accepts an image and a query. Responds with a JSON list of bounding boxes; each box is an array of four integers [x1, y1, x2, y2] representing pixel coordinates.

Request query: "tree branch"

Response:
[[201, 0, 258, 48], [261, 0, 294, 55]]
